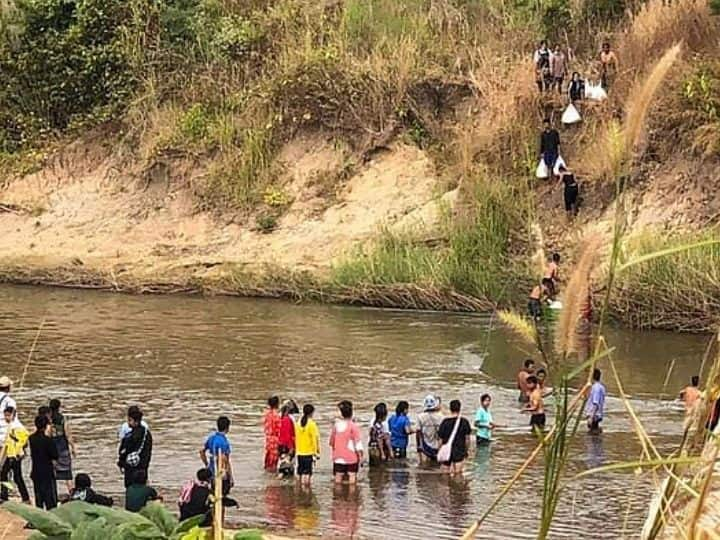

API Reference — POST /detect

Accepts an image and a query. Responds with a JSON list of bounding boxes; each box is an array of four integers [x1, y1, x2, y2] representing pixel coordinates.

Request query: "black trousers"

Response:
[[32, 478, 58, 509], [0, 457, 30, 501], [124, 467, 148, 488]]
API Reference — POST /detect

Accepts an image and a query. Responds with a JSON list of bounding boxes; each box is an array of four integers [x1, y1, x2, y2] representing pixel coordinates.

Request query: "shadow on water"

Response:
[[0, 285, 708, 539]]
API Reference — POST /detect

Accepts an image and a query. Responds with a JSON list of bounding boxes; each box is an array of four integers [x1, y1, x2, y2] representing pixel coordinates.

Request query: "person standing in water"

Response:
[[416, 394, 443, 464], [294, 404, 320, 486], [475, 394, 497, 445], [368, 402, 392, 466], [545, 253, 561, 298], [539, 118, 561, 174], [599, 42, 619, 90], [585, 368, 607, 434], [263, 396, 281, 472], [388, 401, 413, 459], [517, 359, 535, 403], [557, 165, 579, 219], [49, 399, 76, 494], [523, 376, 546, 433], [528, 279, 553, 320], [437, 400, 473, 475], [200, 416, 233, 497], [679, 376, 701, 413], [277, 400, 298, 478], [329, 400, 363, 485]]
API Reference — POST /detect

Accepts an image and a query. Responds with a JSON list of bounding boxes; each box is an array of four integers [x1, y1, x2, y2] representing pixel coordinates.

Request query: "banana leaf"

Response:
[[171, 515, 206, 538], [69, 517, 109, 540], [109, 521, 167, 540], [140, 502, 179, 536], [3, 501, 72, 538], [233, 530, 264, 540]]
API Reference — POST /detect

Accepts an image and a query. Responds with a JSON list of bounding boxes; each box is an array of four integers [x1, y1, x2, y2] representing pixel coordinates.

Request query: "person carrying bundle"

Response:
[[568, 72, 586, 103], [539, 119, 561, 173]]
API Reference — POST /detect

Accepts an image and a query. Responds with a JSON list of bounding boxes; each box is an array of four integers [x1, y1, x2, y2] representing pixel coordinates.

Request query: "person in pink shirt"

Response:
[[329, 400, 364, 485]]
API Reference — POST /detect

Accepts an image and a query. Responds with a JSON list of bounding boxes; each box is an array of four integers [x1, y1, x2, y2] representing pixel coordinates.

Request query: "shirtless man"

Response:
[[523, 376, 546, 433], [544, 253, 561, 298], [679, 376, 701, 412], [528, 278, 553, 320], [517, 359, 535, 403], [599, 42, 619, 90]]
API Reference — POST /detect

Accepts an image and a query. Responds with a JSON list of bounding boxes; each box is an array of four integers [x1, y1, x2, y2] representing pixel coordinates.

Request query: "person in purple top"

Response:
[[585, 368, 607, 434]]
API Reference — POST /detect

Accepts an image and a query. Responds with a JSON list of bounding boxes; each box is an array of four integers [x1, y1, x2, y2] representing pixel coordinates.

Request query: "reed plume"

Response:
[[498, 309, 538, 346], [555, 236, 602, 356]]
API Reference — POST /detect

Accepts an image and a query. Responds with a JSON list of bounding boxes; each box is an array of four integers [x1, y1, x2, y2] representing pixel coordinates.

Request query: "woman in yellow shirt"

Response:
[[294, 404, 320, 486], [1, 406, 30, 503]]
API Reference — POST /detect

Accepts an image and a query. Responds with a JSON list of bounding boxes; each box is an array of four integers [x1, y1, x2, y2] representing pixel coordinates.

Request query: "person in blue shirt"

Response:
[[200, 416, 234, 497], [388, 401, 413, 459], [585, 369, 607, 434], [474, 394, 497, 444]]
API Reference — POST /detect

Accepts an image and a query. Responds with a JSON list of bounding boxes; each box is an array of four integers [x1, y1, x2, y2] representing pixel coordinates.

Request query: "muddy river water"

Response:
[[0, 285, 708, 539]]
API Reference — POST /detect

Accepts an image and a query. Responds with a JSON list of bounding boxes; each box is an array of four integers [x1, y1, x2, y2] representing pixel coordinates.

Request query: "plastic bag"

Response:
[[536, 159, 549, 179], [562, 103, 581, 124], [553, 155, 566, 176], [586, 81, 608, 101]]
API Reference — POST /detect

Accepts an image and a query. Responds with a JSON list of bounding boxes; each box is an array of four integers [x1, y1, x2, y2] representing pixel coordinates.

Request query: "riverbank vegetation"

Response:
[[0, 0, 718, 330]]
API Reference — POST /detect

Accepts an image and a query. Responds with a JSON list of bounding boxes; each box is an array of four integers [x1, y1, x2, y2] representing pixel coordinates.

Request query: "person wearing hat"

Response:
[[416, 395, 443, 464], [0, 376, 18, 448]]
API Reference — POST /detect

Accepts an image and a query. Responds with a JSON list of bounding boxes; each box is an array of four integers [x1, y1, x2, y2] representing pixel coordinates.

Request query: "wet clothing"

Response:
[[333, 462, 359, 475], [69, 487, 113, 506], [51, 413, 72, 481], [388, 414, 411, 452], [118, 425, 153, 488], [530, 413, 547, 429], [329, 419, 363, 465], [278, 416, 295, 451], [474, 408, 493, 442], [203, 430, 231, 476], [417, 410, 443, 460], [368, 420, 389, 465], [125, 483, 158, 512], [296, 455, 314, 476], [263, 409, 281, 471], [437, 416, 472, 464], [585, 381, 607, 423], [528, 298, 542, 319], [29, 430, 58, 510], [295, 419, 320, 457]]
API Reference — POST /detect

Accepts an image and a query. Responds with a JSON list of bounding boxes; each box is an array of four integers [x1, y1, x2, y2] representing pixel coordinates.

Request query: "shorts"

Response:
[[476, 437, 491, 446], [528, 298, 542, 319], [333, 462, 359, 475], [297, 455, 314, 476], [588, 417, 602, 431], [518, 392, 530, 403], [392, 447, 407, 459], [419, 440, 438, 461], [530, 413, 547, 428], [564, 186, 578, 212]]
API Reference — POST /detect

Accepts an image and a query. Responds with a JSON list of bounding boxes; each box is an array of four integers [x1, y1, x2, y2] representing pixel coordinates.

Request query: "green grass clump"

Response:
[[612, 230, 720, 331]]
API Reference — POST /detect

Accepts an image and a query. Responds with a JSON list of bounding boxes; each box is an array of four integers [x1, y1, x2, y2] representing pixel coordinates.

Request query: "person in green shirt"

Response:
[[474, 394, 497, 445], [125, 469, 161, 512]]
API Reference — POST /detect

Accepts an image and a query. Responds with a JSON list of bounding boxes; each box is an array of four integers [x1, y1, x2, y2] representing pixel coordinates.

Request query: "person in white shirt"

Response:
[[0, 376, 18, 445]]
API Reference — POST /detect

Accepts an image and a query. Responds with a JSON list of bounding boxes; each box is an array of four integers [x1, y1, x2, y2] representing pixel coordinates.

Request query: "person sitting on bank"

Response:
[[528, 279, 553, 320], [125, 469, 161, 512], [179, 468, 212, 526], [557, 165, 579, 219], [539, 118, 561, 173], [69, 473, 113, 506]]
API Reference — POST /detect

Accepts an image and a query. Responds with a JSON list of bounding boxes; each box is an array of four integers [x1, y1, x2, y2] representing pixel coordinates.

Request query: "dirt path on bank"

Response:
[[0, 137, 450, 290]]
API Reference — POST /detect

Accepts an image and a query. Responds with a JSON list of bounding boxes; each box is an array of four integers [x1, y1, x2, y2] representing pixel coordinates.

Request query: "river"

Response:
[[0, 285, 707, 539]]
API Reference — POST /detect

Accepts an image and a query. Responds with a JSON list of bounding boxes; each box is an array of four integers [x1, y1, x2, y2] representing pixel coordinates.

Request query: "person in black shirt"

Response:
[[29, 415, 59, 509], [568, 72, 585, 103], [68, 473, 113, 506], [118, 406, 153, 488], [557, 165, 579, 218], [539, 119, 561, 174], [179, 468, 212, 526], [437, 400, 473, 476]]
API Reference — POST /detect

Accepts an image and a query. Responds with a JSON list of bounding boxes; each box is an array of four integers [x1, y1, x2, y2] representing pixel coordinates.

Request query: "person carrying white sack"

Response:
[[539, 118, 561, 175]]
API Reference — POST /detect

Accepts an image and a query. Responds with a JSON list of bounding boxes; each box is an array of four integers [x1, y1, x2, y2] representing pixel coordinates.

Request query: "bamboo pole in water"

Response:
[[213, 452, 224, 540]]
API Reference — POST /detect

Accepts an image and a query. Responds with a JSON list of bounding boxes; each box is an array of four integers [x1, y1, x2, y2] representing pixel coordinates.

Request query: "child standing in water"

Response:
[[368, 403, 392, 466], [523, 376, 546, 433], [277, 400, 298, 478], [329, 401, 363, 485], [294, 404, 320, 486], [263, 396, 281, 472], [388, 401, 413, 459]]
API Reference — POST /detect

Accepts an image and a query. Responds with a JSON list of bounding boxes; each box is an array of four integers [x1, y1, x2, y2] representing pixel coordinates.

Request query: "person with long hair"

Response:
[[263, 396, 281, 472], [388, 401, 413, 459], [277, 400, 298, 478], [294, 404, 320, 486], [368, 402, 392, 466], [49, 399, 76, 494], [329, 400, 363, 485]]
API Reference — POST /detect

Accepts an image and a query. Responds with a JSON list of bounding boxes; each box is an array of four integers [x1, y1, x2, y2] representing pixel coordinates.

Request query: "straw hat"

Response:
[[0, 376, 12, 387]]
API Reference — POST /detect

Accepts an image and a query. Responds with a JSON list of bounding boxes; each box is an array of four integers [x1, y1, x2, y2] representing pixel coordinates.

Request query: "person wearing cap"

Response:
[[0, 376, 18, 445], [416, 395, 443, 464], [1, 405, 30, 503]]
